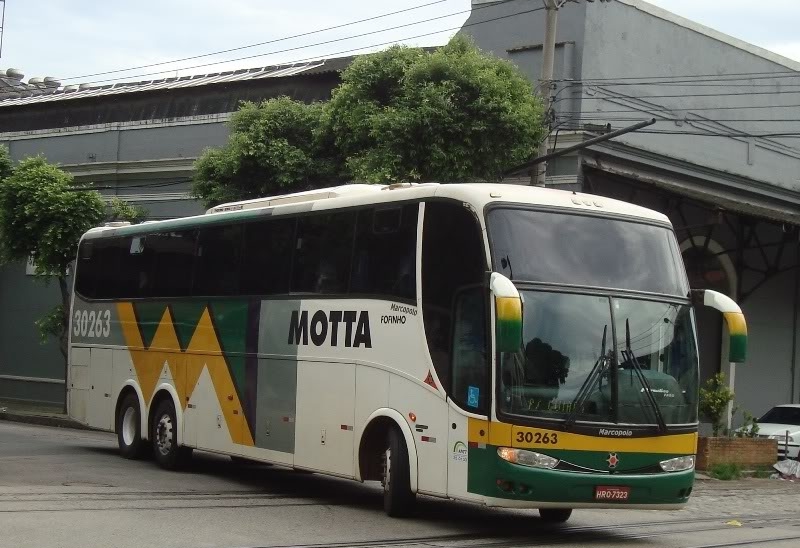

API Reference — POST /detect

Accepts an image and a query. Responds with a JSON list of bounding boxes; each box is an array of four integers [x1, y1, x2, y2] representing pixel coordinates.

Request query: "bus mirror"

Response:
[[490, 272, 522, 353], [691, 289, 747, 363]]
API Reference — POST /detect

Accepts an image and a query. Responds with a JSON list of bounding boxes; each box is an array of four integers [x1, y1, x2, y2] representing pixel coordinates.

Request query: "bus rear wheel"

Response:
[[539, 508, 572, 523], [117, 393, 148, 459], [151, 398, 192, 470], [382, 426, 415, 517]]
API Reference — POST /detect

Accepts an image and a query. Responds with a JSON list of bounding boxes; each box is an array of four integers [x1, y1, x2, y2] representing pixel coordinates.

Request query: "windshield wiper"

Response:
[[621, 319, 668, 434], [564, 325, 608, 431]]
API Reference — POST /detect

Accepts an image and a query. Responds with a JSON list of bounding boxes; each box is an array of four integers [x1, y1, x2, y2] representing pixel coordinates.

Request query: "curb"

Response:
[[0, 410, 92, 430]]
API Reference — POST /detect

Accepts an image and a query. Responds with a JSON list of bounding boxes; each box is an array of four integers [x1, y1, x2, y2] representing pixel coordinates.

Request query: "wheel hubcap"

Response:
[[155, 414, 174, 456], [122, 407, 137, 446]]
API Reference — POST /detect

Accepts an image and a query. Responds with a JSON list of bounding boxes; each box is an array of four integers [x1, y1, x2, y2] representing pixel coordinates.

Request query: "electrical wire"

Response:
[[59, 0, 452, 82], [59, 1, 532, 87]]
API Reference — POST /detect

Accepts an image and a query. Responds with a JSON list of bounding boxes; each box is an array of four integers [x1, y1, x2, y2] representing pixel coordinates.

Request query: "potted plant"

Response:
[[696, 373, 776, 472]]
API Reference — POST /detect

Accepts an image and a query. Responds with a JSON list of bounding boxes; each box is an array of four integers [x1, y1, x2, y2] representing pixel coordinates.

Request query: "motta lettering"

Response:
[[288, 310, 372, 348], [598, 428, 634, 437]]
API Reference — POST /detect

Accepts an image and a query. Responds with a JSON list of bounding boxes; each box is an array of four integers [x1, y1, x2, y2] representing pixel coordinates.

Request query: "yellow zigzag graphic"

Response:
[[116, 302, 254, 447]]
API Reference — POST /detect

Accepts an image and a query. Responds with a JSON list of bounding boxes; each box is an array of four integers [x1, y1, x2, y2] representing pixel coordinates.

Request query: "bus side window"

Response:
[[75, 238, 125, 299], [292, 212, 355, 295], [148, 230, 198, 298], [241, 218, 294, 296], [421, 201, 486, 407], [350, 204, 418, 300], [194, 224, 243, 296]]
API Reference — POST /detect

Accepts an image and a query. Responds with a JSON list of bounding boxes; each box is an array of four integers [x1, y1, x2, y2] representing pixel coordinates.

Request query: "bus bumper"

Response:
[[469, 450, 695, 508]]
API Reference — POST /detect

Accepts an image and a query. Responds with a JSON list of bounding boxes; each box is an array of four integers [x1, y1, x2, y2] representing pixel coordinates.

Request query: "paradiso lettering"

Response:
[[288, 310, 372, 348]]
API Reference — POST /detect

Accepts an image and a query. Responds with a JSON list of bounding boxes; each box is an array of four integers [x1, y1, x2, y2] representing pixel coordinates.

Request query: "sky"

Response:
[[0, 0, 798, 86]]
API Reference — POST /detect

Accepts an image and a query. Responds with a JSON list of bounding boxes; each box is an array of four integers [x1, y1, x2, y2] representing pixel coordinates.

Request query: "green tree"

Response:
[[699, 373, 735, 437], [107, 196, 148, 224], [192, 36, 546, 206], [192, 97, 344, 208], [0, 154, 105, 367], [325, 36, 545, 183]]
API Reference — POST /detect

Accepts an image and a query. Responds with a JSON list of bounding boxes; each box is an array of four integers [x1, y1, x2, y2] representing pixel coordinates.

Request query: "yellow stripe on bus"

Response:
[[469, 418, 697, 454]]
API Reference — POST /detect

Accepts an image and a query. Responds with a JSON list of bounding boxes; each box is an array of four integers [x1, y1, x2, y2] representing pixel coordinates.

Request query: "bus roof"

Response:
[[83, 183, 671, 240]]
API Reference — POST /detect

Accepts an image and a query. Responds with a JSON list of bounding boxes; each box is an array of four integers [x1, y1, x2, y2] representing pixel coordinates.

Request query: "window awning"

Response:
[[582, 155, 800, 227]]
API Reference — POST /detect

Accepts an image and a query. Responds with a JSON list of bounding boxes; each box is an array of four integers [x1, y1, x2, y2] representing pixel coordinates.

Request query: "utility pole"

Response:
[[0, 0, 6, 59], [532, 0, 560, 187], [531, 0, 610, 186]]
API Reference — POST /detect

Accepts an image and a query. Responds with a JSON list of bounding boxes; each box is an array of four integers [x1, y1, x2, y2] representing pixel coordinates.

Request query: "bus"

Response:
[[67, 182, 747, 521]]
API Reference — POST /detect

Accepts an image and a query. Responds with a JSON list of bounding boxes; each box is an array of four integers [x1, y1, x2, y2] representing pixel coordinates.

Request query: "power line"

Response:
[[59, 0, 454, 82], [552, 68, 800, 84], [558, 115, 800, 123], [554, 89, 800, 103], [557, 103, 800, 114], [57, 0, 520, 84], [61, 3, 546, 88], [555, 125, 800, 139]]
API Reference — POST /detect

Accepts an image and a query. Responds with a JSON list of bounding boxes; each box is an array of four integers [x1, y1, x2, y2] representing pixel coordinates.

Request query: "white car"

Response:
[[757, 404, 800, 460]]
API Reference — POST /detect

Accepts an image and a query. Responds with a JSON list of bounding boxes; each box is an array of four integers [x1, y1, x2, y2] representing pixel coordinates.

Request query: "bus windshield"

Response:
[[487, 208, 687, 296], [489, 208, 698, 427], [498, 292, 699, 426]]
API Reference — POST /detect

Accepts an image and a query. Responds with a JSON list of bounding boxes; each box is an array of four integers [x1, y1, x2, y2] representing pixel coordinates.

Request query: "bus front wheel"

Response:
[[116, 393, 148, 459], [151, 398, 192, 470], [382, 426, 415, 517], [539, 508, 572, 523]]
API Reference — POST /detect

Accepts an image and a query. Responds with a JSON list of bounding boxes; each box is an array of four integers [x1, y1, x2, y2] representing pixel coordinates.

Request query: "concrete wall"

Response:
[[580, 0, 800, 193]]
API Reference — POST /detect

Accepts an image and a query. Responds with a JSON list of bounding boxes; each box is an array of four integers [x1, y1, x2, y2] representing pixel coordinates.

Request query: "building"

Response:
[[1, 0, 799, 420], [465, 0, 800, 419]]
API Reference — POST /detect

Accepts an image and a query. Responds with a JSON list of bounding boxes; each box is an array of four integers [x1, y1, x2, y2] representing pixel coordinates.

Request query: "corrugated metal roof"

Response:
[[0, 56, 355, 108]]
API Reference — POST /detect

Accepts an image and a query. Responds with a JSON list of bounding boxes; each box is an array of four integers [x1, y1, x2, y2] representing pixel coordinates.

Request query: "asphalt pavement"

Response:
[[1, 421, 799, 548]]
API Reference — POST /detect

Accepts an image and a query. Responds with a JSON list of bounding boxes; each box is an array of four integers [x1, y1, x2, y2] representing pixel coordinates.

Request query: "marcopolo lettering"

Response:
[[598, 428, 634, 437], [288, 310, 372, 348]]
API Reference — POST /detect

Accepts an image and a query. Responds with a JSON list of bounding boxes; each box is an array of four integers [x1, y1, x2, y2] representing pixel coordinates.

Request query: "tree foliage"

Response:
[[108, 196, 148, 224], [326, 36, 544, 183], [699, 373, 735, 437], [192, 97, 344, 207], [192, 36, 545, 207], [0, 153, 106, 361]]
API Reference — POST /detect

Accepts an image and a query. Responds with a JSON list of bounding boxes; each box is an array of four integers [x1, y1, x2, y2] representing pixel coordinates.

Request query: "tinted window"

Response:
[[194, 224, 243, 296], [115, 235, 155, 298], [241, 218, 295, 295], [488, 209, 686, 295], [76, 238, 127, 299], [451, 288, 489, 413], [421, 201, 486, 403], [148, 230, 197, 297], [292, 212, 356, 294], [351, 204, 418, 300]]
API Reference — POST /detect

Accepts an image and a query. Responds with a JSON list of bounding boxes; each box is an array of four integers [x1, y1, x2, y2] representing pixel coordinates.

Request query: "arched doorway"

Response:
[[680, 238, 737, 389]]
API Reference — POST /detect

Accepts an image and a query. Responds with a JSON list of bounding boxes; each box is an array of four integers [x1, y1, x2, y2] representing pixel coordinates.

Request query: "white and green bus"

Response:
[[68, 182, 747, 521]]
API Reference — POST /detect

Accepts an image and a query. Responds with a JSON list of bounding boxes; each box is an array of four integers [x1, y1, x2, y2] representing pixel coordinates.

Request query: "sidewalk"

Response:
[[0, 399, 90, 430]]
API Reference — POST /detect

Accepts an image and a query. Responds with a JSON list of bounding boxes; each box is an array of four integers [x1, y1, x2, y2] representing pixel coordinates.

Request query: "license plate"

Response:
[[594, 486, 631, 501]]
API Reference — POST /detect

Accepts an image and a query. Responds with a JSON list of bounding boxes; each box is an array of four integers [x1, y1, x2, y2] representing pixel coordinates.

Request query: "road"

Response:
[[1, 421, 799, 548]]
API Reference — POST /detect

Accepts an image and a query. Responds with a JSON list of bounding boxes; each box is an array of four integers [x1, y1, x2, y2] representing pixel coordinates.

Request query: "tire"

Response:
[[539, 508, 572, 523], [382, 426, 415, 517], [151, 398, 192, 470], [116, 393, 148, 459]]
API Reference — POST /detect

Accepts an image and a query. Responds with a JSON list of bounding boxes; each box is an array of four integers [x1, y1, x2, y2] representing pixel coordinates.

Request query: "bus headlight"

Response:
[[659, 455, 695, 472], [497, 447, 559, 469]]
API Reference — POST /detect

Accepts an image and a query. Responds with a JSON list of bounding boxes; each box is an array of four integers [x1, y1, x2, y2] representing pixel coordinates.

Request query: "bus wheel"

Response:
[[151, 398, 192, 470], [382, 427, 415, 517], [116, 393, 148, 459], [539, 508, 572, 523]]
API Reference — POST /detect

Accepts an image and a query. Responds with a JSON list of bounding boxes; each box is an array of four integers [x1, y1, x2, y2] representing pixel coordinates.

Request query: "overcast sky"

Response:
[[1, 0, 798, 85]]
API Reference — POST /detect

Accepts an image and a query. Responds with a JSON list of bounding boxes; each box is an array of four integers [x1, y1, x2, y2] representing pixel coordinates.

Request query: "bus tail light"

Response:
[[659, 455, 695, 472], [497, 447, 559, 469]]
